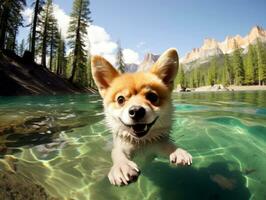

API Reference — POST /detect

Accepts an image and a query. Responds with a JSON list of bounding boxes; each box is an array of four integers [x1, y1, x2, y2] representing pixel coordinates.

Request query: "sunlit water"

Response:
[[0, 91, 265, 200]]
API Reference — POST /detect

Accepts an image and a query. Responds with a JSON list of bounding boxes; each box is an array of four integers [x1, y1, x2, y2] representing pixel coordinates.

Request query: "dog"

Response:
[[91, 48, 192, 186]]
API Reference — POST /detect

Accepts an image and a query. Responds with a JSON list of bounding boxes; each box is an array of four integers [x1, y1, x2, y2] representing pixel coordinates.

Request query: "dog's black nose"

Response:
[[128, 106, 146, 120]]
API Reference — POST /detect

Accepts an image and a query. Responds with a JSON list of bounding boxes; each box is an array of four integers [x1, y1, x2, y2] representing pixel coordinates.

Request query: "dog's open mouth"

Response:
[[119, 117, 159, 137]]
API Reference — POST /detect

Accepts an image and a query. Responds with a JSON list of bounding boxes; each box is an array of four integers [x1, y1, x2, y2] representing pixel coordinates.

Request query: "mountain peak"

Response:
[[137, 53, 159, 72], [248, 25, 266, 41], [250, 25, 265, 35], [143, 53, 159, 62], [202, 38, 219, 50], [181, 26, 266, 65]]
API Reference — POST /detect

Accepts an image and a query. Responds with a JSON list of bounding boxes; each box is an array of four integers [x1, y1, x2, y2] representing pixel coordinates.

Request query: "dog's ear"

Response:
[[91, 55, 119, 97], [150, 48, 179, 90]]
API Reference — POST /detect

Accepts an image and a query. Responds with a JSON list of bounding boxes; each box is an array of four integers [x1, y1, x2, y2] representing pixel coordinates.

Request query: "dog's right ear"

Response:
[[150, 48, 179, 91], [91, 56, 119, 97]]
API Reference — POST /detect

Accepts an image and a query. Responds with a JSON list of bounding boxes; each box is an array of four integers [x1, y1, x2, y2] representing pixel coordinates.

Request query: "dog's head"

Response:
[[91, 48, 179, 142]]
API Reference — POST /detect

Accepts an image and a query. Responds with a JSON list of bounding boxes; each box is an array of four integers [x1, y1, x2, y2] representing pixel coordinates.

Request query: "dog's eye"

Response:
[[146, 92, 159, 104], [117, 96, 125, 105]]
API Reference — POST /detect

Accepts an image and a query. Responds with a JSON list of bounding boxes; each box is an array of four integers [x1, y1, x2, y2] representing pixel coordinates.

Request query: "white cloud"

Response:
[[87, 25, 118, 63], [21, 4, 70, 38], [87, 25, 141, 65], [123, 49, 140, 64], [87, 25, 111, 44], [22, 4, 141, 66], [51, 5, 120, 65], [53, 4, 70, 38], [22, 7, 33, 24]]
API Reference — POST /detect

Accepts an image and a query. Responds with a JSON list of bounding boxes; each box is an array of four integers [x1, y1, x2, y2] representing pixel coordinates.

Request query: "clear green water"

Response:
[[0, 91, 266, 200]]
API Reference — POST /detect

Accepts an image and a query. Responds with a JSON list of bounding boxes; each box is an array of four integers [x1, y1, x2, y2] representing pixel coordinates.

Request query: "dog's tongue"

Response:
[[132, 124, 146, 132]]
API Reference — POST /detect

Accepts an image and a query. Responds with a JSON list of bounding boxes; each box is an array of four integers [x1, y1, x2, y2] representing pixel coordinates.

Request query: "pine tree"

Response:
[[207, 58, 217, 86], [30, 0, 45, 60], [86, 41, 95, 87], [116, 41, 125, 73], [227, 54, 234, 85], [177, 64, 186, 88], [222, 65, 229, 86], [207, 68, 212, 86], [49, 17, 59, 71], [189, 72, 194, 88], [0, 0, 26, 50], [212, 58, 218, 83], [68, 0, 92, 85], [37, 0, 58, 68], [65, 55, 73, 78], [5, 32, 17, 51], [200, 73, 206, 86], [256, 39, 266, 85], [232, 47, 244, 85], [56, 31, 66, 76], [87, 56, 92, 87], [222, 54, 231, 85], [193, 69, 200, 87], [18, 39, 26, 56], [245, 44, 257, 85], [5, 18, 21, 52]]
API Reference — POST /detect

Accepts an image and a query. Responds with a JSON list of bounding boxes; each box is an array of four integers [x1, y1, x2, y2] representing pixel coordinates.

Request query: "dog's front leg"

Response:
[[157, 140, 192, 166], [108, 147, 140, 186]]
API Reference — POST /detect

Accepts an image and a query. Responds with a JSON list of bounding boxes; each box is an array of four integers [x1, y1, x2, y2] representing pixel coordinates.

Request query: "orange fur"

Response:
[[104, 72, 171, 108], [90, 48, 193, 186]]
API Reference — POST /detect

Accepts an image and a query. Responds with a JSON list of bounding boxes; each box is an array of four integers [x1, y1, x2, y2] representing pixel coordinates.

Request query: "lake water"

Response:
[[0, 91, 265, 200]]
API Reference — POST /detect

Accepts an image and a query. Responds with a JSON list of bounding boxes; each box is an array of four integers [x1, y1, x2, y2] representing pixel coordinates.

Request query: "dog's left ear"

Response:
[[91, 55, 119, 97], [150, 48, 179, 90]]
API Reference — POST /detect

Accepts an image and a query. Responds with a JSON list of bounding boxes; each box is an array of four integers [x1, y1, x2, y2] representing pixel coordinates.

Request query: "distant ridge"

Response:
[[125, 26, 266, 73], [180, 26, 266, 66], [137, 53, 159, 72]]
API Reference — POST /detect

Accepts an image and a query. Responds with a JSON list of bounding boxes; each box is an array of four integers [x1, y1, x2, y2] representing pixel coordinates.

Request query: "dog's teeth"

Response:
[[144, 125, 148, 131]]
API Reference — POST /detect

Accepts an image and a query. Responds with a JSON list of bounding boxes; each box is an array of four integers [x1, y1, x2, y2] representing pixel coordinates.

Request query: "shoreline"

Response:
[[175, 85, 266, 93], [227, 85, 266, 91]]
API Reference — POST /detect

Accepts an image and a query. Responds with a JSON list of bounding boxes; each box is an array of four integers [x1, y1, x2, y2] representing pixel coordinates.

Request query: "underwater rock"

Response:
[[0, 171, 58, 200], [0, 110, 95, 156], [242, 168, 256, 175], [210, 174, 236, 190]]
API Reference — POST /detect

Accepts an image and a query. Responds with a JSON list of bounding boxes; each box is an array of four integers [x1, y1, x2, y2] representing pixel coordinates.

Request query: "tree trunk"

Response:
[[41, 5, 49, 68], [49, 25, 54, 71], [0, 7, 9, 50], [69, 2, 82, 83], [31, 0, 40, 61], [56, 50, 61, 75], [50, 41, 53, 71], [41, 32, 47, 67], [10, 31, 17, 51], [69, 48, 78, 82]]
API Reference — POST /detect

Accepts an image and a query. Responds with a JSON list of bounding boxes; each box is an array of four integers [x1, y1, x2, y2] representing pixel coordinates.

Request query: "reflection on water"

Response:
[[0, 91, 265, 200]]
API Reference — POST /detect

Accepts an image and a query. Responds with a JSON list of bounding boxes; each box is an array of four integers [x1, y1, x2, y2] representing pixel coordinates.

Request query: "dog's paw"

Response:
[[170, 148, 192, 166], [108, 161, 140, 186]]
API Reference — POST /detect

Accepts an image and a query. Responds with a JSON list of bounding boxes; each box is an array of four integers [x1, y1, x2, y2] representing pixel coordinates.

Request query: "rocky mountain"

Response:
[[126, 26, 266, 73], [125, 63, 139, 72], [180, 26, 266, 70], [137, 53, 159, 72]]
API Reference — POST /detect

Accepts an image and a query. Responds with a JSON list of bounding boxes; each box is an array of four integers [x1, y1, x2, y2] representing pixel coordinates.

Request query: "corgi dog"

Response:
[[91, 48, 192, 186]]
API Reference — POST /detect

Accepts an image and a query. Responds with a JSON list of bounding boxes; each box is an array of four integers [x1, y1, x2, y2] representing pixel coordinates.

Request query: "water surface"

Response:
[[0, 91, 265, 200]]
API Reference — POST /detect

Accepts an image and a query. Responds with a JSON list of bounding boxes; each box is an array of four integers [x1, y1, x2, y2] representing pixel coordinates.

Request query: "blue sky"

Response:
[[20, 0, 266, 62]]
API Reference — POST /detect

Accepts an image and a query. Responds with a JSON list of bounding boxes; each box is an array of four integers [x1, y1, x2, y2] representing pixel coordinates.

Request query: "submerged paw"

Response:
[[170, 148, 192, 166], [108, 162, 140, 186]]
